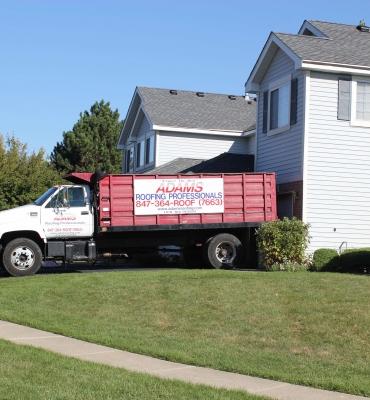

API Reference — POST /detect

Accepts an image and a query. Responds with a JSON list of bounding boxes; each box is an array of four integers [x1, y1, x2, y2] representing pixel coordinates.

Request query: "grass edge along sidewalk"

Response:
[[1, 321, 369, 400], [0, 269, 369, 397], [0, 337, 269, 400]]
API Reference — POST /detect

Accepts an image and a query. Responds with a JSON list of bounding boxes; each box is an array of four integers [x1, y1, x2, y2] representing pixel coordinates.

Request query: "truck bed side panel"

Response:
[[97, 173, 277, 228]]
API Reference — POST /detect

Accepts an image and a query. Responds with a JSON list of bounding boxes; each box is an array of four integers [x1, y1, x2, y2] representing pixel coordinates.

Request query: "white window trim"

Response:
[[267, 74, 291, 137], [350, 77, 370, 128]]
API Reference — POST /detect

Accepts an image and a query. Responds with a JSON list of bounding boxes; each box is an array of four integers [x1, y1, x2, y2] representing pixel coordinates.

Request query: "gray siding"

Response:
[[157, 132, 253, 166], [137, 116, 151, 139], [306, 71, 370, 251], [256, 49, 304, 184]]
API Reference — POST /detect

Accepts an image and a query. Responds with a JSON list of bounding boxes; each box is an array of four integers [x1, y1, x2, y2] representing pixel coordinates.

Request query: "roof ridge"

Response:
[[308, 20, 357, 28], [274, 32, 331, 40], [137, 86, 245, 98]]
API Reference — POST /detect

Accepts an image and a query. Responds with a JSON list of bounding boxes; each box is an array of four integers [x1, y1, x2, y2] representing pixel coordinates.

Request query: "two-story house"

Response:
[[117, 87, 256, 174], [245, 20, 370, 251]]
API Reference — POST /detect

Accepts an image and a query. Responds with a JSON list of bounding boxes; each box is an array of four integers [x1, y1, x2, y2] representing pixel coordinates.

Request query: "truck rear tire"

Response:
[[3, 238, 42, 277], [204, 233, 242, 269]]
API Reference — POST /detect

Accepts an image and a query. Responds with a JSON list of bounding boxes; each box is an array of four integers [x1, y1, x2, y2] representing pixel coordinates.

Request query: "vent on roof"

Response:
[[169, 89, 177, 95], [228, 95, 236, 100], [196, 92, 204, 97], [357, 25, 370, 32]]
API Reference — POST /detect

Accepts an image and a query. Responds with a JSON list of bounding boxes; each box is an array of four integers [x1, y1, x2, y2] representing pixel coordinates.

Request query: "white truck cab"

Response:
[[0, 184, 94, 276]]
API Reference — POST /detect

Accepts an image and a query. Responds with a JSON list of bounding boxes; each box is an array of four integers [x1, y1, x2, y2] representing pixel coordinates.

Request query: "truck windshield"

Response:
[[33, 187, 59, 206]]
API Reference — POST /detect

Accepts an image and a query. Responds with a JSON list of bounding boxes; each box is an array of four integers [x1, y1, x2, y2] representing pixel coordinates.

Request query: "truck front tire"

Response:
[[3, 238, 42, 277], [204, 233, 242, 269]]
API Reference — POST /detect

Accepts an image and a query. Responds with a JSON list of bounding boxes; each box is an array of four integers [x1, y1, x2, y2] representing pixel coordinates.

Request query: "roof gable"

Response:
[[245, 20, 370, 93], [118, 87, 257, 148]]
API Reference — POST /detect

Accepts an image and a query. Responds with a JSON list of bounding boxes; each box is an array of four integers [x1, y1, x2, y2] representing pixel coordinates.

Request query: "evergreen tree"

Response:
[[0, 135, 62, 211], [51, 100, 124, 174]]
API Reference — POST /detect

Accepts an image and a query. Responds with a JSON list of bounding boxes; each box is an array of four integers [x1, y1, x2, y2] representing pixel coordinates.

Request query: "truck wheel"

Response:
[[2, 238, 42, 277], [205, 233, 242, 269], [202, 237, 213, 268]]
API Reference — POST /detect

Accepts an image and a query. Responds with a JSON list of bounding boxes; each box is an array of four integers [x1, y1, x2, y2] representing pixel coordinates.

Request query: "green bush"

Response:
[[312, 248, 340, 272], [340, 248, 370, 273], [256, 217, 311, 271]]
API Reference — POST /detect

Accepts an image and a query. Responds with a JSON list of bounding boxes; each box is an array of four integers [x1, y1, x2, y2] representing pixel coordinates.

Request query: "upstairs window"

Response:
[[125, 135, 155, 173], [136, 139, 145, 168], [146, 135, 154, 164], [338, 77, 370, 127], [126, 147, 134, 173], [262, 74, 298, 136], [270, 83, 290, 130], [356, 82, 370, 121]]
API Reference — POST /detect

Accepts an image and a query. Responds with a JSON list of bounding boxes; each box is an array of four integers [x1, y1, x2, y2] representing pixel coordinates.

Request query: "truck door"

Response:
[[41, 186, 94, 239]]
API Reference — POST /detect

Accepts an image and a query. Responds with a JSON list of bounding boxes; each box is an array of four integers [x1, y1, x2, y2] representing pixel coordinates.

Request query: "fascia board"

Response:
[[126, 105, 146, 144], [245, 33, 302, 92], [117, 88, 142, 148], [242, 129, 256, 137], [298, 21, 328, 37], [152, 125, 244, 137], [300, 61, 370, 76]]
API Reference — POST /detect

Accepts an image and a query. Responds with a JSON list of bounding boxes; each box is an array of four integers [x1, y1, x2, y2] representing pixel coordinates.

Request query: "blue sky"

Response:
[[1, 0, 369, 156]]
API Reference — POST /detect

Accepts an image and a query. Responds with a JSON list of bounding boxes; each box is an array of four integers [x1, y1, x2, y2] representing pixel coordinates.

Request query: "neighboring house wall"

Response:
[[156, 132, 254, 166], [306, 71, 370, 250], [256, 49, 304, 184]]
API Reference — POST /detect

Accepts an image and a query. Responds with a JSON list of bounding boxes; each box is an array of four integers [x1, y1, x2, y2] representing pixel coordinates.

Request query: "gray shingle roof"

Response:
[[275, 20, 370, 67], [142, 153, 255, 175], [137, 87, 257, 132]]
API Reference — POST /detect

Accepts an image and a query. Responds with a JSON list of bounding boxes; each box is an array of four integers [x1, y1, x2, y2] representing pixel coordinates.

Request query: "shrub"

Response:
[[340, 248, 370, 273], [256, 217, 311, 271], [312, 248, 340, 272]]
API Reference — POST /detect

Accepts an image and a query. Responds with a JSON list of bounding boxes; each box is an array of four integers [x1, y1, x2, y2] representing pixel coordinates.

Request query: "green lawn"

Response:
[[0, 339, 267, 400], [0, 270, 369, 397]]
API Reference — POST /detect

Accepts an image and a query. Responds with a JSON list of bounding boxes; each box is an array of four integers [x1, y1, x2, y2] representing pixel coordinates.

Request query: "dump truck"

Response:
[[0, 171, 277, 276]]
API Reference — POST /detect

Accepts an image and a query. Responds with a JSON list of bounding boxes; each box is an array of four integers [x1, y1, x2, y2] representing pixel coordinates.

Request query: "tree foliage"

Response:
[[51, 100, 124, 174], [0, 135, 62, 211]]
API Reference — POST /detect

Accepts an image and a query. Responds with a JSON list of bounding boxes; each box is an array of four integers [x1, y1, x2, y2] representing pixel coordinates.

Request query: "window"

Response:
[[338, 77, 370, 127], [126, 148, 134, 173], [68, 187, 85, 207], [146, 136, 154, 164], [262, 75, 298, 136], [45, 187, 85, 208], [136, 139, 145, 168], [125, 135, 155, 173], [356, 82, 370, 121], [270, 83, 289, 130]]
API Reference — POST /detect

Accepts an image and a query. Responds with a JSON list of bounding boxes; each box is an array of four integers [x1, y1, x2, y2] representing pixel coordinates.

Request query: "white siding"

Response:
[[157, 132, 253, 166], [256, 49, 304, 184], [306, 71, 370, 251]]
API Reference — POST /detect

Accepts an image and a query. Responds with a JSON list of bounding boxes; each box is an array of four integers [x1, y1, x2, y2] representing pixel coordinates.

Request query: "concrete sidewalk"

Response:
[[0, 320, 367, 400]]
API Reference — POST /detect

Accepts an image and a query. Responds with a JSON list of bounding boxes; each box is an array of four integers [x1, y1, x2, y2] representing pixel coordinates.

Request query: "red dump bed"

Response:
[[94, 173, 277, 228], [65, 172, 277, 228]]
